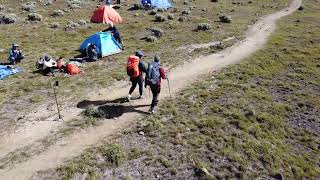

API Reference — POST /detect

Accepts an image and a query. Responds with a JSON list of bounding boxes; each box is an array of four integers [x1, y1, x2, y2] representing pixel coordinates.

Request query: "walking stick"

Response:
[[53, 80, 63, 120], [167, 78, 172, 99]]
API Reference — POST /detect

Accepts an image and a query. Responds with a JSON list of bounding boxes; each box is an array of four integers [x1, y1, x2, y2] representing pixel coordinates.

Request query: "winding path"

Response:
[[0, 0, 302, 179]]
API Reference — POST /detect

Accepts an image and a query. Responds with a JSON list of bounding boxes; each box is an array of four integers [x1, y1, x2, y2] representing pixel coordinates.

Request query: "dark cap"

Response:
[[154, 55, 160, 62], [135, 50, 143, 57]]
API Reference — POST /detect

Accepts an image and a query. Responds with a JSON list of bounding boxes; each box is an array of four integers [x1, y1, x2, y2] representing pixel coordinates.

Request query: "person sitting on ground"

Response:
[[102, 23, 124, 49], [56, 57, 66, 70], [37, 55, 57, 76], [86, 43, 98, 62], [9, 43, 24, 65], [145, 55, 167, 114], [127, 51, 147, 101]]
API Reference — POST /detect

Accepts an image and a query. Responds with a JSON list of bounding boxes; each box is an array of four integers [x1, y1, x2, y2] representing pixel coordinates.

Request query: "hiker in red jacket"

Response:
[[127, 51, 147, 101], [145, 55, 166, 114]]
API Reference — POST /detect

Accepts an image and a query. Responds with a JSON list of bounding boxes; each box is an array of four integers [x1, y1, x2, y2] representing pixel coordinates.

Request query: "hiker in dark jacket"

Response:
[[9, 43, 24, 65], [102, 23, 124, 49], [145, 55, 166, 114], [127, 51, 147, 101], [86, 43, 98, 61]]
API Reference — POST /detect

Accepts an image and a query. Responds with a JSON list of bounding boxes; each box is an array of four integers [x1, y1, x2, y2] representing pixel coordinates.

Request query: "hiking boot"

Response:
[[138, 95, 145, 99], [127, 94, 132, 101]]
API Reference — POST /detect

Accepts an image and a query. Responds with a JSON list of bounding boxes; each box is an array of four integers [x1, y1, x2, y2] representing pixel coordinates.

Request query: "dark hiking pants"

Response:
[[129, 76, 144, 96], [150, 84, 161, 110]]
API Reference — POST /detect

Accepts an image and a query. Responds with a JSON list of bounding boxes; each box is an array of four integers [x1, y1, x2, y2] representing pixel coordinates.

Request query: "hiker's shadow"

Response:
[[77, 98, 149, 119]]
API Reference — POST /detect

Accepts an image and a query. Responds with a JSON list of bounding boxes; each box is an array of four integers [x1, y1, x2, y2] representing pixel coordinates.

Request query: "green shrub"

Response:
[[51, 9, 65, 17], [197, 23, 212, 31], [155, 14, 167, 22], [27, 13, 43, 21]]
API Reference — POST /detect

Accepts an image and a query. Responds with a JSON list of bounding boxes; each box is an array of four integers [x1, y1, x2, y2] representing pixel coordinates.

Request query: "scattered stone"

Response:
[[138, 131, 145, 135], [197, 23, 212, 31], [157, 8, 165, 12], [149, 9, 157, 15], [51, 9, 65, 17], [0, 13, 18, 24], [78, 19, 87, 25], [112, 5, 121, 9], [49, 22, 59, 28], [211, 0, 218, 2], [27, 13, 43, 21], [146, 36, 158, 42], [149, 28, 163, 38], [181, 9, 191, 15], [219, 15, 232, 23], [22, 2, 36, 12], [178, 16, 187, 22], [0, 5, 5, 11], [167, 14, 174, 20]]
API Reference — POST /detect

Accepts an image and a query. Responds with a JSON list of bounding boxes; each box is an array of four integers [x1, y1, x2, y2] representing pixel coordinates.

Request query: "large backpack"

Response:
[[66, 63, 80, 75], [146, 62, 161, 86], [127, 55, 140, 77]]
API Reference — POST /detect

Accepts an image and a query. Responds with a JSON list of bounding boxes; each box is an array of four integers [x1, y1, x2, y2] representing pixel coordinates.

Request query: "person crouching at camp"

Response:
[[86, 43, 98, 62], [145, 55, 166, 114], [9, 43, 24, 65], [127, 51, 147, 101], [102, 23, 124, 49], [37, 55, 57, 76]]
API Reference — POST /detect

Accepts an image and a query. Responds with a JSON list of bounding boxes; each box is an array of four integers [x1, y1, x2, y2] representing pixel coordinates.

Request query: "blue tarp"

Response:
[[140, 0, 172, 9], [80, 32, 122, 58], [0, 65, 22, 80]]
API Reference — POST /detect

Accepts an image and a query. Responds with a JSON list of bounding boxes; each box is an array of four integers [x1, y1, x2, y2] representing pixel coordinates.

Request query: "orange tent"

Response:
[[90, 5, 123, 24]]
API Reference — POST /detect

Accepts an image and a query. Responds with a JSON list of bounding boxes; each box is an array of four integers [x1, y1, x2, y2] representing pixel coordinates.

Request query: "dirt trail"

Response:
[[0, 0, 301, 179]]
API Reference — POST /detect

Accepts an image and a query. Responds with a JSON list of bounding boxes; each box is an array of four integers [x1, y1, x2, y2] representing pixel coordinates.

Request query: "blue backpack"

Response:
[[146, 62, 161, 85]]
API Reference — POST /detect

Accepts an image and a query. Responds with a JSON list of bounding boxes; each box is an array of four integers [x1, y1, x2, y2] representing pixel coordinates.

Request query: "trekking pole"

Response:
[[167, 77, 172, 99], [53, 80, 63, 120]]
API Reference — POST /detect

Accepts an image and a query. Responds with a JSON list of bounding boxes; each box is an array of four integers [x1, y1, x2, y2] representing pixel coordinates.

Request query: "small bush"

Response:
[[181, 10, 191, 15], [22, 2, 36, 12], [49, 22, 59, 28], [178, 16, 187, 22], [67, 0, 83, 9], [99, 144, 127, 166], [167, 14, 174, 20], [219, 15, 232, 23], [78, 19, 87, 26], [0, 13, 18, 24], [65, 21, 79, 29], [27, 13, 43, 21], [171, 7, 178, 13], [155, 14, 167, 22], [149, 9, 157, 15], [146, 36, 158, 42], [0, 5, 5, 11], [197, 23, 212, 31], [157, 8, 165, 12], [51, 9, 65, 17], [83, 105, 104, 118], [133, 3, 144, 10], [150, 28, 163, 38]]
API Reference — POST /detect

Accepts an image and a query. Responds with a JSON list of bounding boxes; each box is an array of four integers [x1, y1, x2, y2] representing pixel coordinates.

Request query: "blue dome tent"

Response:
[[140, 0, 172, 9], [80, 32, 122, 58]]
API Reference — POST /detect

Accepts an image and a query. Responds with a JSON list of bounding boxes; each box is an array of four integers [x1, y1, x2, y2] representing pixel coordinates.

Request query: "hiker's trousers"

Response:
[[129, 76, 144, 96], [150, 84, 161, 110]]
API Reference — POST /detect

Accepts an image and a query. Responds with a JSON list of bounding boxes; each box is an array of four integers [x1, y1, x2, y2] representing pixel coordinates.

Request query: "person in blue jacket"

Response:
[[9, 43, 24, 65]]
